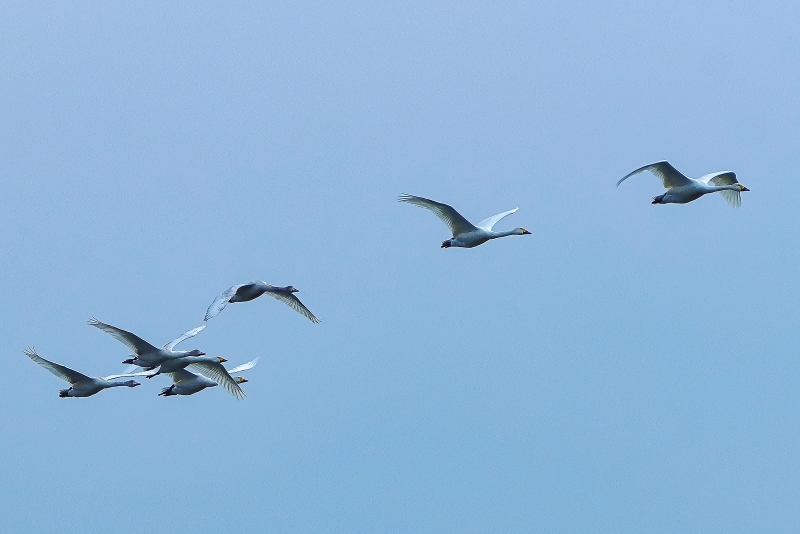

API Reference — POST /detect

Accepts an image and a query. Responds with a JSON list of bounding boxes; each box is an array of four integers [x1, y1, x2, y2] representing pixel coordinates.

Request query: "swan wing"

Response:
[[617, 161, 693, 189], [188, 362, 246, 399], [398, 194, 477, 236], [163, 324, 206, 350], [476, 207, 519, 231], [264, 290, 320, 324], [204, 284, 245, 321], [702, 171, 741, 207], [227, 357, 259, 374], [88, 318, 159, 355], [103, 369, 158, 380], [24, 348, 90, 384]]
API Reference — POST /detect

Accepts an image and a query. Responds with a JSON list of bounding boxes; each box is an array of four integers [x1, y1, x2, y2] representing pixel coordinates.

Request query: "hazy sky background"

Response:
[[2, 1, 799, 531]]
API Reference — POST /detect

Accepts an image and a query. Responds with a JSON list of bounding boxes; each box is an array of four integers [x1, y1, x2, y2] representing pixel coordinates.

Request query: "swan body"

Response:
[[24, 348, 140, 397], [157, 358, 259, 397], [88, 318, 206, 369], [205, 281, 319, 323], [617, 161, 749, 207], [398, 194, 531, 248]]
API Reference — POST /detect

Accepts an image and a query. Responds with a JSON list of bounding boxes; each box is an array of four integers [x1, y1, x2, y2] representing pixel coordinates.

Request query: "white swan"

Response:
[[24, 347, 140, 397], [88, 318, 205, 369], [205, 281, 319, 323], [398, 194, 531, 248], [157, 358, 259, 397], [617, 161, 750, 206]]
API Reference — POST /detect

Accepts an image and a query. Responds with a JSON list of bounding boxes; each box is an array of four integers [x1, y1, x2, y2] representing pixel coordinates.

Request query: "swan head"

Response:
[[738, 184, 750, 192], [236, 377, 248, 384], [441, 239, 452, 248], [185, 349, 205, 356], [125, 380, 141, 388], [516, 228, 531, 235], [59, 388, 71, 398], [286, 286, 299, 293], [122, 357, 136, 365], [217, 356, 227, 363]]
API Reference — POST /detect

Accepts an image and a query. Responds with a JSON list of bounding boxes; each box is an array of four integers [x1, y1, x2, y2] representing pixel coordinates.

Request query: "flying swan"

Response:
[[398, 194, 531, 248], [205, 281, 319, 323], [617, 161, 750, 206], [25, 347, 140, 397]]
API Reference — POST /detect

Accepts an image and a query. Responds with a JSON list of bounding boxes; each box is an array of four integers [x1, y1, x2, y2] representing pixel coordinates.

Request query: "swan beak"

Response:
[[218, 357, 227, 363], [521, 229, 531, 235], [132, 382, 141, 387], [122, 358, 135, 364], [237, 377, 249, 384], [741, 186, 750, 191]]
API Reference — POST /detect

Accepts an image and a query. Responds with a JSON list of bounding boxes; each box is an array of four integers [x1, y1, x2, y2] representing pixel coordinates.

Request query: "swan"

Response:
[[88, 318, 205, 369], [205, 281, 319, 323], [398, 194, 531, 248], [157, 358, 259, 397], [617, 161, 750, 206], [108, 358, 258, 398], [24, 347, 140, 397]]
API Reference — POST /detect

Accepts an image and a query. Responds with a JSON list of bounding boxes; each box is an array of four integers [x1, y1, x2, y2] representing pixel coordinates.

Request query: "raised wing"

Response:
[[702, 171, 742, 208], [204, 284, 245, 321], [617, 161, 693, 189], [227, 357, 259, 374], [398, 194, 477, 236], [265, 290, 320, 324], [88, 318, 159, 355], [24, 348, 90, 384], [164, 325, 206, 350], [705, 171, 737, 186], [188, 362, 246, 399], [476, 208, 519, 231]]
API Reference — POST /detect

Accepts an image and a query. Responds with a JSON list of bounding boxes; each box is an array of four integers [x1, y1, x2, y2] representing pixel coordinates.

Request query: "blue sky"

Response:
[[1, 1, 799, 532]]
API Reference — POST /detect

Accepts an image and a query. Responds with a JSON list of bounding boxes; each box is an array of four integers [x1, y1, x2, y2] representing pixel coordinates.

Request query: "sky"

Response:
[[1, 0, 799, 531]]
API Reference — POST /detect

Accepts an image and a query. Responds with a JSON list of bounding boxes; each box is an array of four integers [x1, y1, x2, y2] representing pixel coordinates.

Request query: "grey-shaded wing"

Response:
[[88, 318, 159, 355], [617, 161, 693, 189], [204, 285, 245, 321], [24, 348, 90, 384], [398, 194, 477, 236], [265, 290, 320, 324]]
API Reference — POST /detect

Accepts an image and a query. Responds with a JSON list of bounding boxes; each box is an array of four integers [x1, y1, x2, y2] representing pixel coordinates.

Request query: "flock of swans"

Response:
[[25, 160, 750, 399]]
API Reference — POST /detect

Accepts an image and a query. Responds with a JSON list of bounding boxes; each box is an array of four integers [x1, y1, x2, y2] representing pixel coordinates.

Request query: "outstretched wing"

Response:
[[398, 194, 477, 236], [227, 357, 259, 374], [701, 171, 742, 208], [164, 325, 207, 350], [204, 284, 245, 321], [188, 362, 246, 399], [617, 161, 693, 189], [476, 208, 519, 231], [24, 348, 90, 384], [88, 318, 159, 355], [103, 369, 158, 380], [264, 290, 320, 324]]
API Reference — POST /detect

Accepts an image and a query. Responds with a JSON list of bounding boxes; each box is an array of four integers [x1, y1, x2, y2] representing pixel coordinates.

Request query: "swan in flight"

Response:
[[88, 318, 205, 369], [617, 161, 750, 206], [205, 281, 319, 323], [24, 347, 140, 397], [109, 358, 258, 398], [398, 194, 531, 248], [157, 358, 259, 397]]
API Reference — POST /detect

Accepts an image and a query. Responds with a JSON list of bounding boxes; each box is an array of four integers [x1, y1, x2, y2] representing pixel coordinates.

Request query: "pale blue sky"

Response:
[[2, 1, 799, 532]]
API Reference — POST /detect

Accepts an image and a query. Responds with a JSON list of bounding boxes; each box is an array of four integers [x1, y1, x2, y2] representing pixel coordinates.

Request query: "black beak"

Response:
[[741, 187, 750, 192], [122, 358, 135, 364], [522, 230, 531, 235]]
